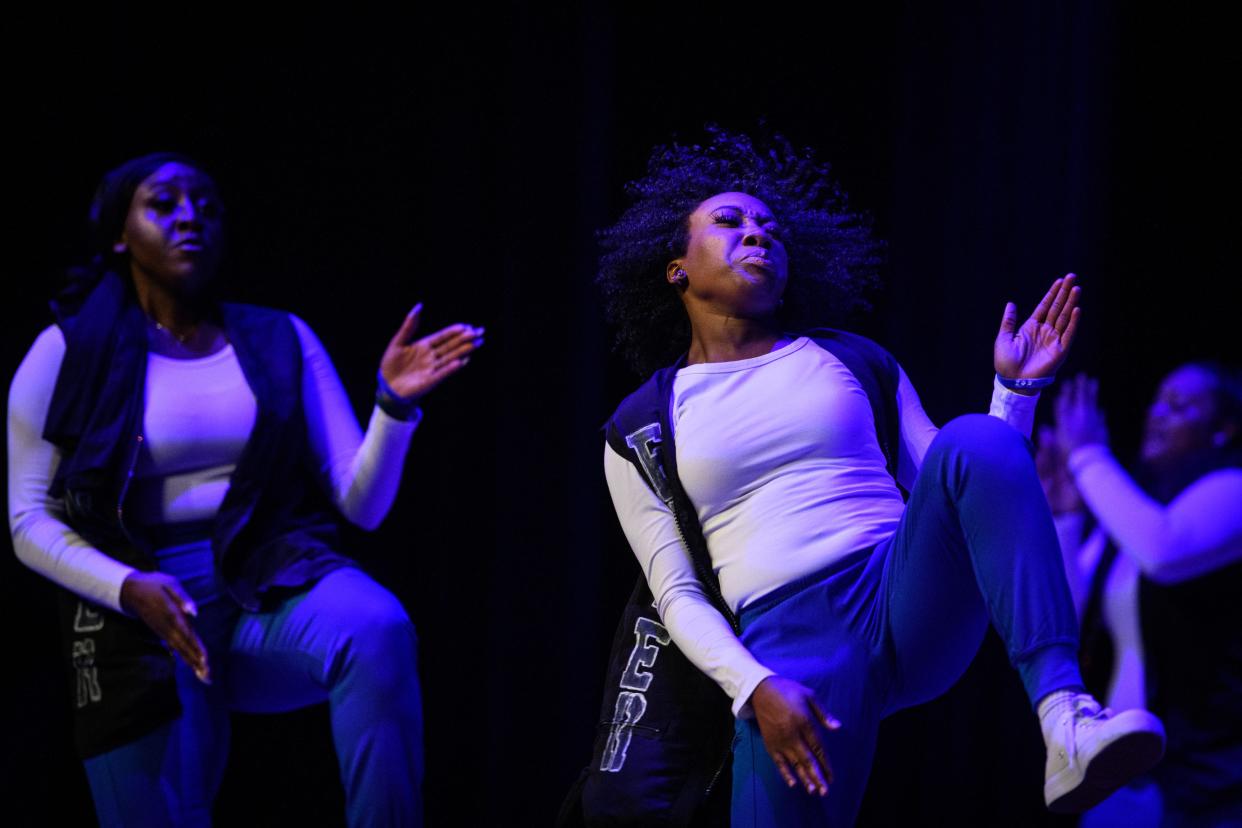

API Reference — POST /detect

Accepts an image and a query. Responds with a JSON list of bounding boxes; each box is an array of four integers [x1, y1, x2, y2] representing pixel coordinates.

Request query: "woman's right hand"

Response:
[[750, 675, 841, 797], [120, 571, 210, 683], [1054, 373, 1110, 455]]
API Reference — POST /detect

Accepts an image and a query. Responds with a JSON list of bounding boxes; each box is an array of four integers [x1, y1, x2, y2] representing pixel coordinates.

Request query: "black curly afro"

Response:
[[597, 126, 884, 377]]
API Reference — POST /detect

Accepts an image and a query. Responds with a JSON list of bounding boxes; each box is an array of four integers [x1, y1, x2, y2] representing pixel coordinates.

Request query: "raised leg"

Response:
[[227, 567, 425, 828], [879, 414, 1082, 712]]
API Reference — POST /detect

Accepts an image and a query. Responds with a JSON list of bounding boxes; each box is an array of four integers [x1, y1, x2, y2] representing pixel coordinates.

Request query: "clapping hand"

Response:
[[994, 274, 1082, 384], [1036, 424, 1084, 515], [1054, 373, 1110, 455], [1035, 373, 1110, 514], [379, 304, 484, 402]]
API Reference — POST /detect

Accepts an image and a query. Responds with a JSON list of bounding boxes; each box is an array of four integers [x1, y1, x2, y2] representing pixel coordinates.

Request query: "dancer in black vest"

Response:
[[593, 128, 1165, 825], [1042, 366, 1242, 826], [7, 153, 482, 826]]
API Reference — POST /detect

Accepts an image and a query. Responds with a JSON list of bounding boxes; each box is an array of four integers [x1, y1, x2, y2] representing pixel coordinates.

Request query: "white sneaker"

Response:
[[1043, 694, 1166, 814]]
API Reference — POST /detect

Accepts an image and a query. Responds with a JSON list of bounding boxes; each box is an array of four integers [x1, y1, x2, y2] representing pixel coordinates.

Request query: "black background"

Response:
[[2, 3, 1238, 825]]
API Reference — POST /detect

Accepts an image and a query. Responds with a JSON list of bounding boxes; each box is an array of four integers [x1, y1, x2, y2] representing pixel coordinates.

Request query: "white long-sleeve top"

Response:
[[1067, 445, 1242, 584], [603, 337, 1038, 716], [1056, 445, 1242, 711], [8, 315, 419, 613]]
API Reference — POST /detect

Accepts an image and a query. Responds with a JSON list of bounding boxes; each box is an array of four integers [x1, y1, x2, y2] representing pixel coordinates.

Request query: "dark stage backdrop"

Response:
[[2, 3, 1237, 825]]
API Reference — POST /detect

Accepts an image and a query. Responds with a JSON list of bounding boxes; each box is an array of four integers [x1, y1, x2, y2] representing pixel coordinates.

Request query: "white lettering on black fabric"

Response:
[[599, 615, 672, 772]]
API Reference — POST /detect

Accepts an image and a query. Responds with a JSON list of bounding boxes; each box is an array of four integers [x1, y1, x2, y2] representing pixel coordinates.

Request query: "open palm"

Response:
[[994, 274, 1081, 379], [380, 304, 484, 401]]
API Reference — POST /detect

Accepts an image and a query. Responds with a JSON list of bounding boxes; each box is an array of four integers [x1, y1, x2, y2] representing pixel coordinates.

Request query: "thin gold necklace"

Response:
[[150, 319, 193, 344]]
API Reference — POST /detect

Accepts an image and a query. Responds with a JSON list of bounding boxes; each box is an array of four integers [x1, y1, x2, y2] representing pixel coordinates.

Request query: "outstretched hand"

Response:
[[379, 304, 484, 402], [751, 675, 841, 797], [994, 273, 1081, 381]]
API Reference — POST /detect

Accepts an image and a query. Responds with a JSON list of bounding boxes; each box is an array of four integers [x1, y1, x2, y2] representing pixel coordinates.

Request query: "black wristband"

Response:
[[376, 371, 420, 420], [996, 373, 1056, 391]]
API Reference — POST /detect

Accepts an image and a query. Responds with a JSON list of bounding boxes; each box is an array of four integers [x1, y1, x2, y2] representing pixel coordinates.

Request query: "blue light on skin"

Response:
[[1142, 364, 1237, 467], [668, 192, 793, 366], [119, 162, 226, 345]]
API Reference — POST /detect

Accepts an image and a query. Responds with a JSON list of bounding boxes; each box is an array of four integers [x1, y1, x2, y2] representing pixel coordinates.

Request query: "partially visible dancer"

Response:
[[593, 127, 1166, 826], [8, 153, 483, 827], [1041, 367, 1242, 827]]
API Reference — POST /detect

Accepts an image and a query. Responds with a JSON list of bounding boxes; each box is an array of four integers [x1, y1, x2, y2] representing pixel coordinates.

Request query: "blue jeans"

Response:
[[731, 415, 1083, 826], [83, 552, 424, 828]]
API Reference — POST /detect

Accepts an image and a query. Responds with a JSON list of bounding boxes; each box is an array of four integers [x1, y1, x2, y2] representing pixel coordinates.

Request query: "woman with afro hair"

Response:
[[596, 127, 1165, 825]]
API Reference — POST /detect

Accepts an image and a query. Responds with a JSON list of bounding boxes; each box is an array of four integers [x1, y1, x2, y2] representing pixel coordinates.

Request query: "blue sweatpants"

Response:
[[83, 557, 424, 828], [731, 414, 1083, 826]]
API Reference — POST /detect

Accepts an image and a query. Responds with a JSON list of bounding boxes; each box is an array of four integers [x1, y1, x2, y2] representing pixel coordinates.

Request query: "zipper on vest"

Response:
[[115, 432, 143, 545], [666, 508, 738, 810], [704, 748, 729, 799], [669, 510, 739, 634]]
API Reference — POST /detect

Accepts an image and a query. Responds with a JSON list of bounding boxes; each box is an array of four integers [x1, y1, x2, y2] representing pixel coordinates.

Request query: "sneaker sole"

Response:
[[1045, 714, 1166, 814]]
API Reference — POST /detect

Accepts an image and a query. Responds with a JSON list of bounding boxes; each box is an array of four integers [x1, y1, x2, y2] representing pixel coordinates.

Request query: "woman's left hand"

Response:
[[994, 273, 1082, 382], [379, 304, 484, 402]]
